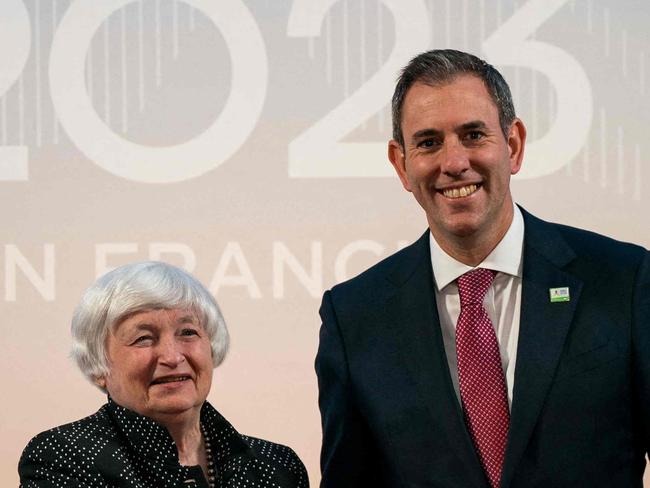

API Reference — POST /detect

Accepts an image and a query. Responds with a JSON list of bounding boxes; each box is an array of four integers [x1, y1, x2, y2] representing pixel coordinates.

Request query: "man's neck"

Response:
[[434, 235, 498, 267], [430, 206, 515, 267]]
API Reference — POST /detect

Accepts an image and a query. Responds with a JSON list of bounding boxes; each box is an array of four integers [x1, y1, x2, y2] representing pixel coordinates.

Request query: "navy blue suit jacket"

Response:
[[316, 209, 650, 487]]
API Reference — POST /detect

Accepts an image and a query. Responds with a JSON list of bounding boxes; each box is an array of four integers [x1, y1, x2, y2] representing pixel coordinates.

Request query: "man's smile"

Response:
[[438, 183, 481, 199]]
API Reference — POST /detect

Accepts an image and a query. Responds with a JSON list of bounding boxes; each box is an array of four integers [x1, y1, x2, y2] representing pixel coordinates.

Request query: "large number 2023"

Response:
[[1, 0, 267, 184], [288, 0, 592, 180], [0, 0, 30, 181], [1, 0, 590, 183]]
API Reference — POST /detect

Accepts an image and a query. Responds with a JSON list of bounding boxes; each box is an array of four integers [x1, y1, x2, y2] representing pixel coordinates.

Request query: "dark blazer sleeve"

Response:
[[245, 436, 310, 487], [279, 446, 310, 488], [19, 433, 83, 488], [633, 250, 650, 455], [316, 290, 383, 488]]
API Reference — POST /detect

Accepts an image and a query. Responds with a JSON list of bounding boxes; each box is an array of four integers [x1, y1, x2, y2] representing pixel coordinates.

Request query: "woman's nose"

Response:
[[157, 338, 185, 366]]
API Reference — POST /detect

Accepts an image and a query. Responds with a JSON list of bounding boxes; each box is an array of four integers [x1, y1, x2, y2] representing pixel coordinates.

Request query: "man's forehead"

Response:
[[401, 76, 499, 127], [404, 75, 492, 105]]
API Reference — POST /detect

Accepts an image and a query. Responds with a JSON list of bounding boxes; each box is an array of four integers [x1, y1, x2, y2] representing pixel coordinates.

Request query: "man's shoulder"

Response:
[[329, 230, 429, 302], [553, 221, 645, 255], [523, 209, 648, 266]]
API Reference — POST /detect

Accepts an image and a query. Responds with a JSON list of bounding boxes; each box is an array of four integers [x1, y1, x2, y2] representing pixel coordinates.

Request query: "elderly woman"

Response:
[[19, 261, 308, 487]]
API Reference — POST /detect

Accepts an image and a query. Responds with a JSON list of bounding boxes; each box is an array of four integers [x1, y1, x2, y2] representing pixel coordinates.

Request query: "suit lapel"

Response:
[[385, 232, 488, 488], [501, 210, 583, 487]]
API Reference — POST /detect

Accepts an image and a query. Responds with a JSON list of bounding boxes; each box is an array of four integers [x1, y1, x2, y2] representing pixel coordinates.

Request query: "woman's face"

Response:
[[96, 308, 214, 423]]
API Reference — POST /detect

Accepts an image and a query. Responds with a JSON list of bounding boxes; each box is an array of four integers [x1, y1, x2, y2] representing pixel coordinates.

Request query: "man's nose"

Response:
[[440, 139, 470, 176]]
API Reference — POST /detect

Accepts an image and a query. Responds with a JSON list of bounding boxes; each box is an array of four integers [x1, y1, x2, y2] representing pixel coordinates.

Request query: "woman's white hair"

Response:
[[71, 261, 229, 384]]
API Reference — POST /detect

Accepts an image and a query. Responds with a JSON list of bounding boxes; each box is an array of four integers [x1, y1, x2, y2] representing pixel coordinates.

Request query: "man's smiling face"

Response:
[[388, 75, 525, 252]]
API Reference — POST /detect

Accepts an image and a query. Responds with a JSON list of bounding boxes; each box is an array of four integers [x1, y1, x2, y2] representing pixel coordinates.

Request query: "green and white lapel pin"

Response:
[[549, 287, 570, 302]]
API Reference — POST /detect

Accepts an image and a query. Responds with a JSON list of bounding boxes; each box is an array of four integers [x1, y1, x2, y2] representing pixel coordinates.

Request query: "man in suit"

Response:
[[316, 49, 650, 487]]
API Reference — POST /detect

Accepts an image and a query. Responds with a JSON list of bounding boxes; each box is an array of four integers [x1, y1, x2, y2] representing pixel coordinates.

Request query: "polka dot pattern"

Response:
[[19, 399, 308, 487], [456, 268, 509, 488]]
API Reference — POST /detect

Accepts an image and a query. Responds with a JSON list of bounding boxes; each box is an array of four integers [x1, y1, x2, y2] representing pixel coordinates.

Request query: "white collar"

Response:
[[429, 204, 525, 291]]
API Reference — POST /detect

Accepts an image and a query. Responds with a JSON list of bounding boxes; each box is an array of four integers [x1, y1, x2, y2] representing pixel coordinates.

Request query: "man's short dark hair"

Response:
[[391, 49, 516, 147]]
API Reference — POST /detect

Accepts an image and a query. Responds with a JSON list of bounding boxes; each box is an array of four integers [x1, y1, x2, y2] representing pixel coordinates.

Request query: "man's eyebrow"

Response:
[[458, 120, 488, 131], [411, 128, 442, 141], [410, 121, 488, 143]]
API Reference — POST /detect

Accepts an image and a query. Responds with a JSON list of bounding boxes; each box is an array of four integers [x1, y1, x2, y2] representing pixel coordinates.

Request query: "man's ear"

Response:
[[388, 140, 412, 192], [508, 118, 527, 175]]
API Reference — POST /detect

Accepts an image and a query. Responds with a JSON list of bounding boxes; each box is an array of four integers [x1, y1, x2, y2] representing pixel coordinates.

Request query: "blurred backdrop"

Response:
[[1, 0, 649, 485]]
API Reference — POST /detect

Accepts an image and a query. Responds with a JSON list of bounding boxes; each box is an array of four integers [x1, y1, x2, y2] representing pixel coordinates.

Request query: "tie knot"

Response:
[[457, 268, 496, 306]]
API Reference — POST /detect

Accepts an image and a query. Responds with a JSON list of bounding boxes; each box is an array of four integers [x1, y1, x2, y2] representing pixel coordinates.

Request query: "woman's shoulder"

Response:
[[200, 403, 309, 486], [242, 435, 304, 465], [239, 435, 310, 487], [18, 404, 118, 487], [22, 404, 116, 451]]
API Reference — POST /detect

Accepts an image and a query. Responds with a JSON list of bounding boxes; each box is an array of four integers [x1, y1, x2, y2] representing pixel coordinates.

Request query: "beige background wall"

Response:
[[1, 0, 649, 485]]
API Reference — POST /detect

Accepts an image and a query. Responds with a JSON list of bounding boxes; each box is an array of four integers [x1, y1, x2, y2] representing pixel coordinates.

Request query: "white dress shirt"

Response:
[[429, 205, 525, 408]]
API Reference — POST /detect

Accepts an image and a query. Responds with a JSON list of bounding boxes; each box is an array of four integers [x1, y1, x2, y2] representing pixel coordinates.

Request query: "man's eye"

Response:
[[417, 139, 437, 148], [465, 131, 484, 141]]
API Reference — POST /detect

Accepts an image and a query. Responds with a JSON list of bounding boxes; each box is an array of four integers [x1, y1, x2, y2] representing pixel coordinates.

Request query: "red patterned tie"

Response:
[[456, 268, 509, 488]]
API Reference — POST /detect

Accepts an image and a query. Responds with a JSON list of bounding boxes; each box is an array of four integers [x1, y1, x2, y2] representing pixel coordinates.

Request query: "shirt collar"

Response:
[[429, 204, 525, 291]]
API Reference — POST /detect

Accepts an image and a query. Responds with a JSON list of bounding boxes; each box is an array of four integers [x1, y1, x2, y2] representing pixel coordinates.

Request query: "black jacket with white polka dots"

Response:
[[19, 399, 309, 487]]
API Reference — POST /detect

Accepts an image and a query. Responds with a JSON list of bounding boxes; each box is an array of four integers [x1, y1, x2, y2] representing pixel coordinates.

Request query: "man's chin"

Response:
[[430, 216, 483, 240], [449, 224, 483, 238]]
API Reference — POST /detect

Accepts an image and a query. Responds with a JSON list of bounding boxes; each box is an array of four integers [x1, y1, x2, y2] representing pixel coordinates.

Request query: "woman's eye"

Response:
[[132, 336, 153, 345], [180, 328, 199, 337]]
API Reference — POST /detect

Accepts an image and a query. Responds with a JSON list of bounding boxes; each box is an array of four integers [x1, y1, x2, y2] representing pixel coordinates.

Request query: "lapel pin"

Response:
[[549, 287, 570, 302]]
